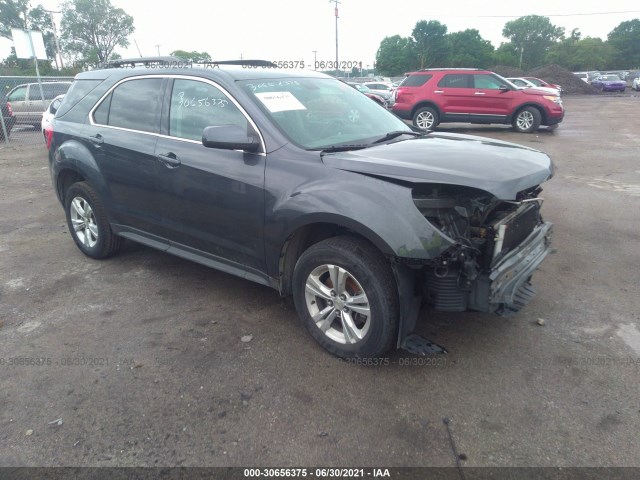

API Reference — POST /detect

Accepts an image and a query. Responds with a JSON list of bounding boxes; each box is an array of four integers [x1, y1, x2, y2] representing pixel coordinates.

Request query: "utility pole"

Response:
[[330, 0, 340, 77], [155, 44, 161, 56], [312, 50, 317, 70], [44, 9, 64, 69]]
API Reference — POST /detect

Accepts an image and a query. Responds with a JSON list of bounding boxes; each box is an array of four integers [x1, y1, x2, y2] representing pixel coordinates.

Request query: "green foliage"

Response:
[[607, 19, 640, 68], [60, 0, 134, 65], [502, 15, 564, 68], [0, 0, 29, 39], [412, 20, 449, 69], [448, 29, 494, 68], [492, 43, 520, 67], [546, 36, 614, 71], [375, 35, 417, 76], [170, 50, 212, 63]]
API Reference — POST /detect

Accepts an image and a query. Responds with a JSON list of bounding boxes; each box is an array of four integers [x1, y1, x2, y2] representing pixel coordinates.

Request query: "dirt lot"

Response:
[[1, 95, 639, 470]]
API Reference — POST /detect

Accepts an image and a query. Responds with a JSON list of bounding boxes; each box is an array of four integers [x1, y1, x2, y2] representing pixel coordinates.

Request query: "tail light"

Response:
[[44, 124, 54, 150]]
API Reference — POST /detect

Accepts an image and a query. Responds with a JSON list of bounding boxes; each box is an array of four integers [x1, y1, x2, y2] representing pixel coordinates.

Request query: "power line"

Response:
[[449, 10, 640, 18]]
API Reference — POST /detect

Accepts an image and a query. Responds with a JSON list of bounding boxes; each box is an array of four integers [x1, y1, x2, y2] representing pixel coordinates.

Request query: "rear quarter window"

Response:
[[400, 74, 432, 87], [56, 79, 103, 117]]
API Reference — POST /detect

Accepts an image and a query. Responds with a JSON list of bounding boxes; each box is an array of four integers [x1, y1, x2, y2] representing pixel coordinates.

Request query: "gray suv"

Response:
[[48, 58, 554, 358], [5, 81, 71, 127]]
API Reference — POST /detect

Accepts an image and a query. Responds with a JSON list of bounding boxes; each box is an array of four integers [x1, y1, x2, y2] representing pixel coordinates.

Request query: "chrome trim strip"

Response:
[[88, 74, 267, 155]]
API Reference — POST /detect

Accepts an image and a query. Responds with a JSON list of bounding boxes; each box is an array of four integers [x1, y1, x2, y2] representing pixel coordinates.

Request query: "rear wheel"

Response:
[[413, 106, 439, 130], [292, 236, 398, 359], [64, 182, 122, 259], [512, 107, 541, 133]]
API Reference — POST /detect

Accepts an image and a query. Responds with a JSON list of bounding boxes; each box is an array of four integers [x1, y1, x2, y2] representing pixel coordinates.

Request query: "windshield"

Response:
[[241, 77, 410, 149], [601, 75, 621, 81]]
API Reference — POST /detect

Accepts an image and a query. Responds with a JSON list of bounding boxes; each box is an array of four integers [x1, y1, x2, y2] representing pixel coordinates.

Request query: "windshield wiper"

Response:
[[319, 144, 370, 154], [372, 130, 426, 144]]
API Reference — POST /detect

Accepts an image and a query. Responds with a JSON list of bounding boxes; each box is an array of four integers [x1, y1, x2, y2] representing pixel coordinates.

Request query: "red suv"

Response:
[[392, 69, 564, 133]]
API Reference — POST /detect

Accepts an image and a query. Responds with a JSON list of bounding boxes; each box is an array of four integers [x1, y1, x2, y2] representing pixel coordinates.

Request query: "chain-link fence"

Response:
[[1, 76, 75, 148]]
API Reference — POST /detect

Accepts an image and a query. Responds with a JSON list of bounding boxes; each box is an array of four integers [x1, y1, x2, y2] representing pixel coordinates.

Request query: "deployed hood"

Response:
[[322, 132, 554, 200]]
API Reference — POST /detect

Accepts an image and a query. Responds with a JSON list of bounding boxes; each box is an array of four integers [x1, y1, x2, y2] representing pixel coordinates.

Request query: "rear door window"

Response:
[[94, 78, 163, 134]]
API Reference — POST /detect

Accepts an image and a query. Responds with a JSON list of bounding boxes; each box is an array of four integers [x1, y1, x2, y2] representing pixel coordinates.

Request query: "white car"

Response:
[[633, 77, 640, 91], [41, 94, 64, 141], [506, 78, 560, 96]]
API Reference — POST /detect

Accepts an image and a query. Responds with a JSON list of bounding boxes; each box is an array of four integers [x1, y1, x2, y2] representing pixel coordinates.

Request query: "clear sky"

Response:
[[2, 0, 639, 68]]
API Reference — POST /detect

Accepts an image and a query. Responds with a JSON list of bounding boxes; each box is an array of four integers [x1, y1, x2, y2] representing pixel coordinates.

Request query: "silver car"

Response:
[[5, 82, 71, 127]]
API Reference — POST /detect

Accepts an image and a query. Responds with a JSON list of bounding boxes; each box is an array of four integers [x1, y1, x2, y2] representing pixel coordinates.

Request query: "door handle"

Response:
[[88, 134, 104, 145], [157, 152, 181, 168], [434, 90, 444, 93], [474, 92, 486, 95]]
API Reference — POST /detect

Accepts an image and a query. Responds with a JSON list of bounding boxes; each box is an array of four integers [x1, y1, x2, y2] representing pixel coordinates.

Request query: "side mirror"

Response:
[[499, 86, 511, 92], [202, 125, 260, 152]]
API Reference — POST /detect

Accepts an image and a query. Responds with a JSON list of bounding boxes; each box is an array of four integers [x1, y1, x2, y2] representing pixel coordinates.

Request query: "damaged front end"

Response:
[[411, 184, 553, 316]]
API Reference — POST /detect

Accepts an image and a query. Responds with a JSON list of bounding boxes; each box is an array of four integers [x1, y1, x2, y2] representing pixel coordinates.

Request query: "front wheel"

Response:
[[64, 182, 122, 259], [292, 236, 399, 359], [512, 107, 541, 133], [413, 106, 439, 130]]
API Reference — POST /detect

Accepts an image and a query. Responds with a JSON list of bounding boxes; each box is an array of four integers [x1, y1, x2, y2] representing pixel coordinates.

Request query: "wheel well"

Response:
[[411, 102, 441, 120], [512, 104, 546, 124], [278, 223, 381, 295], [57, 169, 86, 204]]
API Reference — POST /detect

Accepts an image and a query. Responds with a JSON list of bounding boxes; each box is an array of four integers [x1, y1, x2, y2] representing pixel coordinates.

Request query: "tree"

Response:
[[448, 29, 494, 68], [170, 50, 211, 63], [412, 20, 449, 69], [607, 19, 640, 68], [492, 43, 520, 67], [60, 0, 134, 65], [375, 35, 416, 76], [502, 15, 564, 69], [0, 1, 61, 68]]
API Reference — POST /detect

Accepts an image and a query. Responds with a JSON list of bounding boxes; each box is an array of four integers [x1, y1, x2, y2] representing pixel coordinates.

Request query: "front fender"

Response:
[[264, 174, 453, 278]]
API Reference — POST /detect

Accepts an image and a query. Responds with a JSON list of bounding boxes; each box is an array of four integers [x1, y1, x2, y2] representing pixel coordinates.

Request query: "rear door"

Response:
[[436, 73, 473, 122], [85, 76, 166, 238], [25, 84, 49, 125], [153, 77, 266, 273]]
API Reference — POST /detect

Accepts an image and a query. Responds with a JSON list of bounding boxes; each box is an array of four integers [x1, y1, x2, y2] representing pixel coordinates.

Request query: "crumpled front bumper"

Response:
[[488, 221, 553, 315], [466, 220, 553, 315]]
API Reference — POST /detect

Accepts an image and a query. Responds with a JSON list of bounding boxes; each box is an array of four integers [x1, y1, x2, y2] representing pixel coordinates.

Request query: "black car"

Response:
[[1, 100, 16, 141], [48, 58, 554, 358]]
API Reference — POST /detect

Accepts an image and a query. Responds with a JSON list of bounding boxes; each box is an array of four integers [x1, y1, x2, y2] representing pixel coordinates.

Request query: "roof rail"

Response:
[[419, 67, 482, 71], [195, 60, 277, 68], [100, 56, 186, 68], [100, 57, 278, 69]]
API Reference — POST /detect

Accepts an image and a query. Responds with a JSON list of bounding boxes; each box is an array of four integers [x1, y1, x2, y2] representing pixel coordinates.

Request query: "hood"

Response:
[[521, 86, 559, 96], [322, 132, 554, 200]]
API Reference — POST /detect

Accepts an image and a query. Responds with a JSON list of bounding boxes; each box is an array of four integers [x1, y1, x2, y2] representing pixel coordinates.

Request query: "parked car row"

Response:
[[573, 70, 640, 91]]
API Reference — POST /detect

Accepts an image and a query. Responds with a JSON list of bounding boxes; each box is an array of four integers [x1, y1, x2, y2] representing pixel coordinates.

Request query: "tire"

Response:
[[413, 106, 439, 130], [292, 236, 399, 359], [64, 182, 122, 259], [512, 107, 541, 133]]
